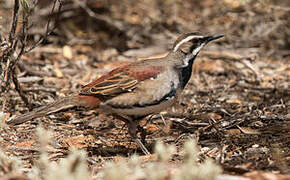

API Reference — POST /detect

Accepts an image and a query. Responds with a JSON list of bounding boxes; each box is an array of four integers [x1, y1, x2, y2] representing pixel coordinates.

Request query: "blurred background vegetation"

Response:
[[1, 0, 289, 57]]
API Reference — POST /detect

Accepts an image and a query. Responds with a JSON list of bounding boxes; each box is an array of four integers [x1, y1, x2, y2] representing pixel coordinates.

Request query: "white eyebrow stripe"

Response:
[[173, 35, 203, 52]]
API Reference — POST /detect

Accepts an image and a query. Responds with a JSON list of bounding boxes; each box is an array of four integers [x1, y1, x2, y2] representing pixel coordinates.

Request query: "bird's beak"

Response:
[[204, 34, 224, 43]]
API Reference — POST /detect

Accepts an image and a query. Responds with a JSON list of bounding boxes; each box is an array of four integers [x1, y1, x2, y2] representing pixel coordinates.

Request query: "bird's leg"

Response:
[[135, 138, 150, 155], [137, 125, 147, 144], [116, 115, 150, 155], [127, 119, 150, 155]]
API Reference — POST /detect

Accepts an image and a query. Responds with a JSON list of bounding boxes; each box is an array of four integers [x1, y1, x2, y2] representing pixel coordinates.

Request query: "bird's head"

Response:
[[173, 32, 224, 55], [171, 32, 224, 67], [169, 32, 223, 87]]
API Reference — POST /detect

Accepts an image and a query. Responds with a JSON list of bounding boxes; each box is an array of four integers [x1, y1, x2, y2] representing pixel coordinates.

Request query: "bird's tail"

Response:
[[7, 95, 100, 125]]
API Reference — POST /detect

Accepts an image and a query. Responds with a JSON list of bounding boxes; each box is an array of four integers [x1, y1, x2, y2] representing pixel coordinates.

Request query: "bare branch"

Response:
[[1, 0, 63, 109], [12, 68, 32, 110], [9, 0, 29, 70], [9, 0, 20, 45], [25, 0, 62, 53]]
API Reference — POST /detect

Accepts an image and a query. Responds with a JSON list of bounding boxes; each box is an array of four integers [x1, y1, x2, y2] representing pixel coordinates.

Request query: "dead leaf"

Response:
[[225, 129, 241, 135], [63, 45, 73, 59], [209, 112, 223, 120], [237, 126, 261, 135], [63, 135, 89, 149], [226, 99, 243, 105], [54, 68, 63, 78], [146, 124, 160, 133], [15, 140, 35, 148]]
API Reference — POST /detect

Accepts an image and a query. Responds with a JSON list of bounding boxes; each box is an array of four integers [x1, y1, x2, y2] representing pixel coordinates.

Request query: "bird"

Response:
[[7, 32, 224, 155]]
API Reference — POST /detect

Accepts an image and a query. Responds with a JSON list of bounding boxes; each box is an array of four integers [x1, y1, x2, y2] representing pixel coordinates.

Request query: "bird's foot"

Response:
[[134, 137, 150, 155]]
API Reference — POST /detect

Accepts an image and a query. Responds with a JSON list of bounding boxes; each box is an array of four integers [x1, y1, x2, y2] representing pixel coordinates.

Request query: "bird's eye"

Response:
[[189, 42, 199, 51]]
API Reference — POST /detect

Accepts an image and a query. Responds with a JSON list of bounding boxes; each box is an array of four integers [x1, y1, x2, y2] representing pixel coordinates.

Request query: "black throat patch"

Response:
[[180, 55, 196, 88]]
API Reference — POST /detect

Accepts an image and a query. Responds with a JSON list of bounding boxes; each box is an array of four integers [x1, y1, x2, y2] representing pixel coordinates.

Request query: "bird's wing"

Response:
[[79, 64, 163, 99]]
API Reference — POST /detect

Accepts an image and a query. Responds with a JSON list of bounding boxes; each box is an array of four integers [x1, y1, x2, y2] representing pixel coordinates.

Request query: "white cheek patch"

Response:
[[173, 35, 203, 52], [180, 54, 193, 67], [180, 43, 206, 67]]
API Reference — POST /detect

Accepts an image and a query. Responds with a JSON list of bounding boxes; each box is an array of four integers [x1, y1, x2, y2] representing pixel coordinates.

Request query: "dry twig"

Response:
[[0, 0, 62, 110]]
